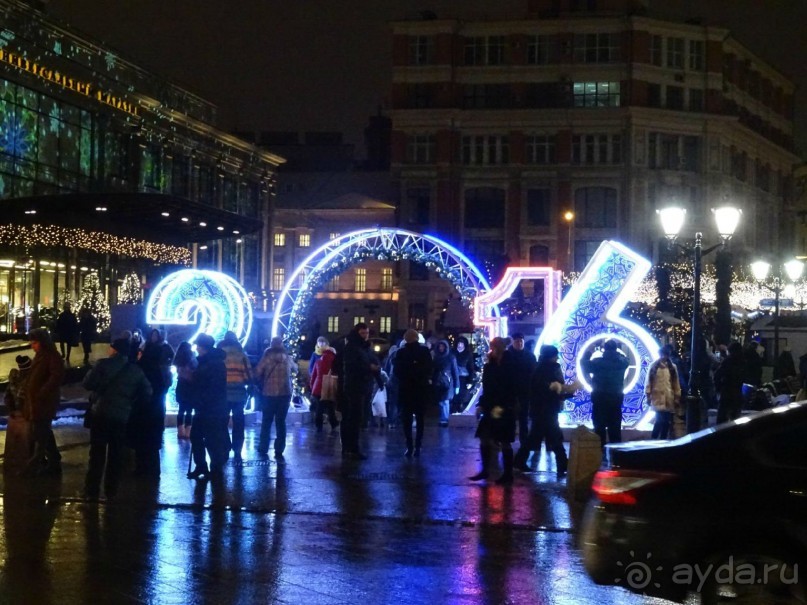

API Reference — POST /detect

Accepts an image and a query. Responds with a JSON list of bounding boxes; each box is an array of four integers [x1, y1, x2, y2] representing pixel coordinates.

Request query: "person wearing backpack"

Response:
[[431, 340, 459, 427], [217, 331, 253, 463]]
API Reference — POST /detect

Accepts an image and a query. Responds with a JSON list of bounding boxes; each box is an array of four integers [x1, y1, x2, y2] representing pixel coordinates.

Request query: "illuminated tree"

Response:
[[120, 272, 143, 305], [78, 273, 110, 333]]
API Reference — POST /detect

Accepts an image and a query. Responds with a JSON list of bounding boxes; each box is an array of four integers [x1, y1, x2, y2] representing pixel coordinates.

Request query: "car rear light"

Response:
[[591, 470, 676, 505]]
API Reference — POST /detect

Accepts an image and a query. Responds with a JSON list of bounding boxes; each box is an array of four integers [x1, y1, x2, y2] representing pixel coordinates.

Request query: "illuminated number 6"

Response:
[[536, 241, 660, 427], [146, 269, 253, 346]]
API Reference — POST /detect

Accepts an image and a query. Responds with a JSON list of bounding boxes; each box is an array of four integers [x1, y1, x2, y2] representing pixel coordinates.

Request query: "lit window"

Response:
[[274, 233, 286, 247], [327, 316, 339, 333], [380, 317, 392, 333], [381, 268, 393, 291], [328, 275, 340, 291], [272, 267, 285, 291], [329, 232, 341, 240], [573, 82, 620, 107], [299, 233, 311, 247], [353, 316, 366, 326], [355, 268, 367, 293]]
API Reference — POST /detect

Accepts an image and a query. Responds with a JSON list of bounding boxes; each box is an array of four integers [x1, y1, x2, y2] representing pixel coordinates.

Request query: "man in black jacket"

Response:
[[188, 333, 229, 479], [508, 333, 537, 447], [338, 323, 378, 460], [582, 339, 629, 449], [393, 329, 433, 457]]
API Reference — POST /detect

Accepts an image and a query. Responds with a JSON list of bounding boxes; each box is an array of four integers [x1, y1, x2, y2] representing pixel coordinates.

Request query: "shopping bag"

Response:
[[371, 387, 387, 417], [321, 372, 339, 402]]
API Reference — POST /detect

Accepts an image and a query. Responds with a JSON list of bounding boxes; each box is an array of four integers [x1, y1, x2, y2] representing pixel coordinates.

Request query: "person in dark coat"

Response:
[[714, 341, 746, 424], [743, 339, 764, 387], [774, 348, 796, 380], [188, 333, 229, 479], [55, 302, 79, 365], [130, 329, 174, 476], [469, 337, 519, 485], [582, 339, 629, 449], [513, 345, 572, 478], [336, 323, 378, 459], [451, 336, 475, 413], [22, 329, 65, 475], [78, 307, 97, 366], [173, 341, 197, 439], [393, 329, 433, 457], [507, 332, 537, 446], [83, 338, 152, 500], [431, 339, 459, 427]]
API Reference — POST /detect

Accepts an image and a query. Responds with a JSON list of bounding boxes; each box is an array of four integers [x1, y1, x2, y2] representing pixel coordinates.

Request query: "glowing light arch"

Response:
[[146, 269, 253, 346], [271, 228, 496, 356], [537, 241, 660, 428]]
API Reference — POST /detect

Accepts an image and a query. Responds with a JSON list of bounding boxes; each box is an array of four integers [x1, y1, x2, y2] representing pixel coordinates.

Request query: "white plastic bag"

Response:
[[371, 387, 387, 417]]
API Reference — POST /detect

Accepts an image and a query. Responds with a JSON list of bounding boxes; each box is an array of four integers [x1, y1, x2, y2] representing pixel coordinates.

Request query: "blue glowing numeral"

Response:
[[146, 269, 253, 347], [536, 241, 659, 428]]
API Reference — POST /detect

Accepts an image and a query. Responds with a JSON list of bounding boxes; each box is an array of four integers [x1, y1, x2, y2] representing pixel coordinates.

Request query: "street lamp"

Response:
[[657, 204, 742, 433], [750, 258, 804, 362], [563, 210, 575, 268]]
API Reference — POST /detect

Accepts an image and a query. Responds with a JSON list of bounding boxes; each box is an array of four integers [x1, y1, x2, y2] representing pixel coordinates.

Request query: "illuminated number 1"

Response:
[[536, 241, 660, 428]]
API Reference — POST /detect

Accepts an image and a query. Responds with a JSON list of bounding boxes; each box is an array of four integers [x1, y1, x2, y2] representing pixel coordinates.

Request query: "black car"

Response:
[[581, 402, 807, 604]]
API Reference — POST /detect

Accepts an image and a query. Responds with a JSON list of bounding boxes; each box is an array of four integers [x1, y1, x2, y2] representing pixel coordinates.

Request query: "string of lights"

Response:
[[0, 224, 191, 264]]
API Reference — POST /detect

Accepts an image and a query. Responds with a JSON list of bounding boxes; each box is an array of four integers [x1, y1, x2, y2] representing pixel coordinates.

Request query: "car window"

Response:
[[755, 425, 807, 469]]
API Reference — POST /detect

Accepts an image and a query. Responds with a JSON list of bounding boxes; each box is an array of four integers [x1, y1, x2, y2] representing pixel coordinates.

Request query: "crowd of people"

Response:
[[5, 317, 804, 497]]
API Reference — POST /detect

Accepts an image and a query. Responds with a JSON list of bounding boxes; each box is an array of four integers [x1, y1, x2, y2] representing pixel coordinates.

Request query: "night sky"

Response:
[[46, 0, 807, 157]]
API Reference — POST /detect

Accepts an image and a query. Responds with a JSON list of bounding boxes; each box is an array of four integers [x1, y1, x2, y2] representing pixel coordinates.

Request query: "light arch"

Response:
[[271, 228, 496, 357]]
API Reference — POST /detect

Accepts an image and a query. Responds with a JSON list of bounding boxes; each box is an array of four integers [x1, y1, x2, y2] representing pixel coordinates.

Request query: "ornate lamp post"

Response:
[[657, 205, 742, 433], [750, 258, 805, 362]]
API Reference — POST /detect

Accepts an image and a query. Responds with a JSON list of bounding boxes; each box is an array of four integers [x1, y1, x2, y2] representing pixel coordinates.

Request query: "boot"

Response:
[[555, 446, 568, 479], [468, 444, 491, 481], [496, 449, 514, 485], [513, 447, 530, 472]]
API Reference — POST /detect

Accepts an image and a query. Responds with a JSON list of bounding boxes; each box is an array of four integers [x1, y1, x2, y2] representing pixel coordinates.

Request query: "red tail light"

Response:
[[591, 470, 676, 505]]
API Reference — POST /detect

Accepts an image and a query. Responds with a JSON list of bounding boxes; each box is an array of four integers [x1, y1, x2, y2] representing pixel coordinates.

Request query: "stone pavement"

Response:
[[0, 419, 680, 605]]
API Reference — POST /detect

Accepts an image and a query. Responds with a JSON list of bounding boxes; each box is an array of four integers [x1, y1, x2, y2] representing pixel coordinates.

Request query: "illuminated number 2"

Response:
[[146, 269, 253, 347], [536, 241, 660, 427]]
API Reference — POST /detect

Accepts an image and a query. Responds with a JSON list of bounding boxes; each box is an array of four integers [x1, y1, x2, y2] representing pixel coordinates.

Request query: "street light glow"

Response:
[[657, 207, 686, 240], [712, 206, 742, 240], [750, 261, 772, 282], [784, 259, 804, 282]]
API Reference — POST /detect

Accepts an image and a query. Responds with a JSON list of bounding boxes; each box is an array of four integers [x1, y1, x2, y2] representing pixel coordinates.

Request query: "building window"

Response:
[[688, 40, 704, 71], [464, 35, 505, 66], [527, 35, 553, 64], [298, 233, 311, 247], [409, 35, 433, 65], [380, 316, 392, 333], [274, 232, 286, 247], [648, 133, 701, 171], [297, 270, 307, 288], [574, 240, 603, 271], [573, 33, 620, 63], [272, 267, 285, 291], [647, 83, 662, 107], [406, 188, 430, 225], [650, 35, 663, 66], [327, 275, 340, 291], [410, 83, 434, 109], [573, 82, 620, 107], [329, 232, 340, 240], [689, 88, 704, 111], [666, 85, 684, 110], [667, 37, 684, 69], [572, 134, 622, 165], [526, 189, 552, 226], [409, 304, 426, 331], [327, 316, 339, 333], [409, 263, 430, 281], [526, 134, 556, 164], [353, 316, 365, 326], [406, 134, 435, 164], [461, 135, 509, 165], [462, 84, 511, 109], [355, 268, 367, 292], [530, 244, 550, 265], [574, 187, 618, 228], [381, 268, 393, 291], [465, 187, 506, 228]]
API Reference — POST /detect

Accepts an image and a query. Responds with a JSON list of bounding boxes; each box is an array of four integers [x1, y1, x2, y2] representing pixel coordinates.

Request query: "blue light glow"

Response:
[[146, 269, 253, 346], [537, 241, 660, 428]]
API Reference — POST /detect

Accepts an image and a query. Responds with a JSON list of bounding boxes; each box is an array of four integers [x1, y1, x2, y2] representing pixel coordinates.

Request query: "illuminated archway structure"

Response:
[[271, 228, 496, 357], [537, 240, 659, 428]]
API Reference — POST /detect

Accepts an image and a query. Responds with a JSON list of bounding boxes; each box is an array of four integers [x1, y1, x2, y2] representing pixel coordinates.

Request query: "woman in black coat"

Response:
[[431, 340, 459, 427], [469, 337, 518, 485]]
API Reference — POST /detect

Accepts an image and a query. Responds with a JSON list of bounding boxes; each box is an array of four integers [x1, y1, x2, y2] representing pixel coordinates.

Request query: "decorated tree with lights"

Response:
[[77, 273, 110, 333], [119, 272, 143, 305]]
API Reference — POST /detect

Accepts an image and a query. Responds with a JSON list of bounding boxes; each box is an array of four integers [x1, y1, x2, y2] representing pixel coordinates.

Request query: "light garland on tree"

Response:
[[0, 224, 191, 265], [78, 272, 111, 332], [119, 272, 143, 305]]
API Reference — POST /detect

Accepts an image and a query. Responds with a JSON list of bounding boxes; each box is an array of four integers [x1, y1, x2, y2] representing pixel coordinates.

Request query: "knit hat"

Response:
[[111, 338, 130, 355], [539, 345, 559, 360], [15, 355, 31, 370]]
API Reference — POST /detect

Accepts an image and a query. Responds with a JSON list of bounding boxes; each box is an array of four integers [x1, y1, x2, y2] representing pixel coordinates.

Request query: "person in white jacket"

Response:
[[646, 345, 681, 439]]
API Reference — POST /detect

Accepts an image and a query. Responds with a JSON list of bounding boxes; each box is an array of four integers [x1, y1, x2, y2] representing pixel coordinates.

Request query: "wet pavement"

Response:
[[0, 419, 688, 604]]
